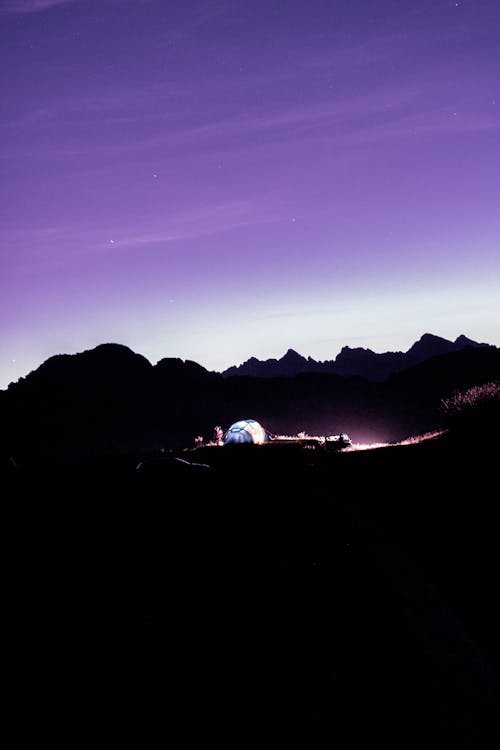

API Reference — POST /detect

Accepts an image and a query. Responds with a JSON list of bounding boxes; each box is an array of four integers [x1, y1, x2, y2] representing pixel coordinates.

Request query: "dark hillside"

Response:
[[1, 344, 499, 460], [3, 430, 500, 744]]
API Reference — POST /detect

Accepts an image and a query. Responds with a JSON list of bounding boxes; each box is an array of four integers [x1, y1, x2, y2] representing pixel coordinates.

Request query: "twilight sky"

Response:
[[1, 0, 499, 387]]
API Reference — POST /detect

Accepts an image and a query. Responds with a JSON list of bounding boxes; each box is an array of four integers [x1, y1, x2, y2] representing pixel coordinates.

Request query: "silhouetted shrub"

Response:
[[442, 381, 500, 436]]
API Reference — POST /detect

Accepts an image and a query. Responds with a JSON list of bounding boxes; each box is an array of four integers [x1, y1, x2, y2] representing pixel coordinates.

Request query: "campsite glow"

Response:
[[347, 431, 445, 451], [346, 442, 390, 452]]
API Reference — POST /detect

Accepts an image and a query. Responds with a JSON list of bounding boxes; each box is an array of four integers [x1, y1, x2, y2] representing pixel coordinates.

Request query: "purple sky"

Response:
[[1, 0, 499, 387]]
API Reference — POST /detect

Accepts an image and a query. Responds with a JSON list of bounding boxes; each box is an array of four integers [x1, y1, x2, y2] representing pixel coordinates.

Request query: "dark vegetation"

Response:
[[443, 380, 500, 438]]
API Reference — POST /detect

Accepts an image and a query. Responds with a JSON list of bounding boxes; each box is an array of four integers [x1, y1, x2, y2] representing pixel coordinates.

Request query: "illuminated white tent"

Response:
[[223, 419, 267, 445]]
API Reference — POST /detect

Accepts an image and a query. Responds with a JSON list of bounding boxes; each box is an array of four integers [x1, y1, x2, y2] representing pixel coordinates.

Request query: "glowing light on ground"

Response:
[[346, 430, 445, 451]]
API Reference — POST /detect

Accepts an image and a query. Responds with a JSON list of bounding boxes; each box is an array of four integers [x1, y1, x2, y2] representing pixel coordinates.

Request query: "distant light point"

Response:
[[109, 239, 114, 244], [153, 173, 158, 178]]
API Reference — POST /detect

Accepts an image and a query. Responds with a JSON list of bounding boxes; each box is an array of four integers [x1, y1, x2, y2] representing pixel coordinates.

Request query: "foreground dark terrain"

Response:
[[2, 341, 499, 457], [4, 431, 499, 745]]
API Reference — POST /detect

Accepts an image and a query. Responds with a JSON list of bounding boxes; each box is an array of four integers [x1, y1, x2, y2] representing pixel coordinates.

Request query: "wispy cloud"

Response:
[[94, 199, 280, 252], [1, 0, 229, 17], [68, 88, 498, 158], [1, 0, 82, 13], [0, 198, 283, 276]]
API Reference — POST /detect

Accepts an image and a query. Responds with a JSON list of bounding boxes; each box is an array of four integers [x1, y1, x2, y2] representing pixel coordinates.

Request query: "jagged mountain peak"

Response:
[[222, 334, 491, 381], [282, 348, 307, 361], [408, 332, 452, 348], [337, 345, 375, 358], [454, 334, 488, 348]]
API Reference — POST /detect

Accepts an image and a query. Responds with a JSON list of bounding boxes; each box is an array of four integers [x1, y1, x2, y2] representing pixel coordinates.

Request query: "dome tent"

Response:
[[223, 419, 267, 445]]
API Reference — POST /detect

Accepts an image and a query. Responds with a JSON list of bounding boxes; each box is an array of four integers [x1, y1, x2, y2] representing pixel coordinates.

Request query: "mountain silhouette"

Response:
[[1, 338, 498, 460], [223, 333, 490, 381], [226, 349, 311, 378]]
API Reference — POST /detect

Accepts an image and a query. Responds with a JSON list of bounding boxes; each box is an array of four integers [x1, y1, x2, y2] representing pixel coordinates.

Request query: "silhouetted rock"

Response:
[[405, 333, 457, 364], [224, 349, 311, 378], [332, 345, 402, 380], [222, 333, 493, 381], [454, 334, 489, 349]]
